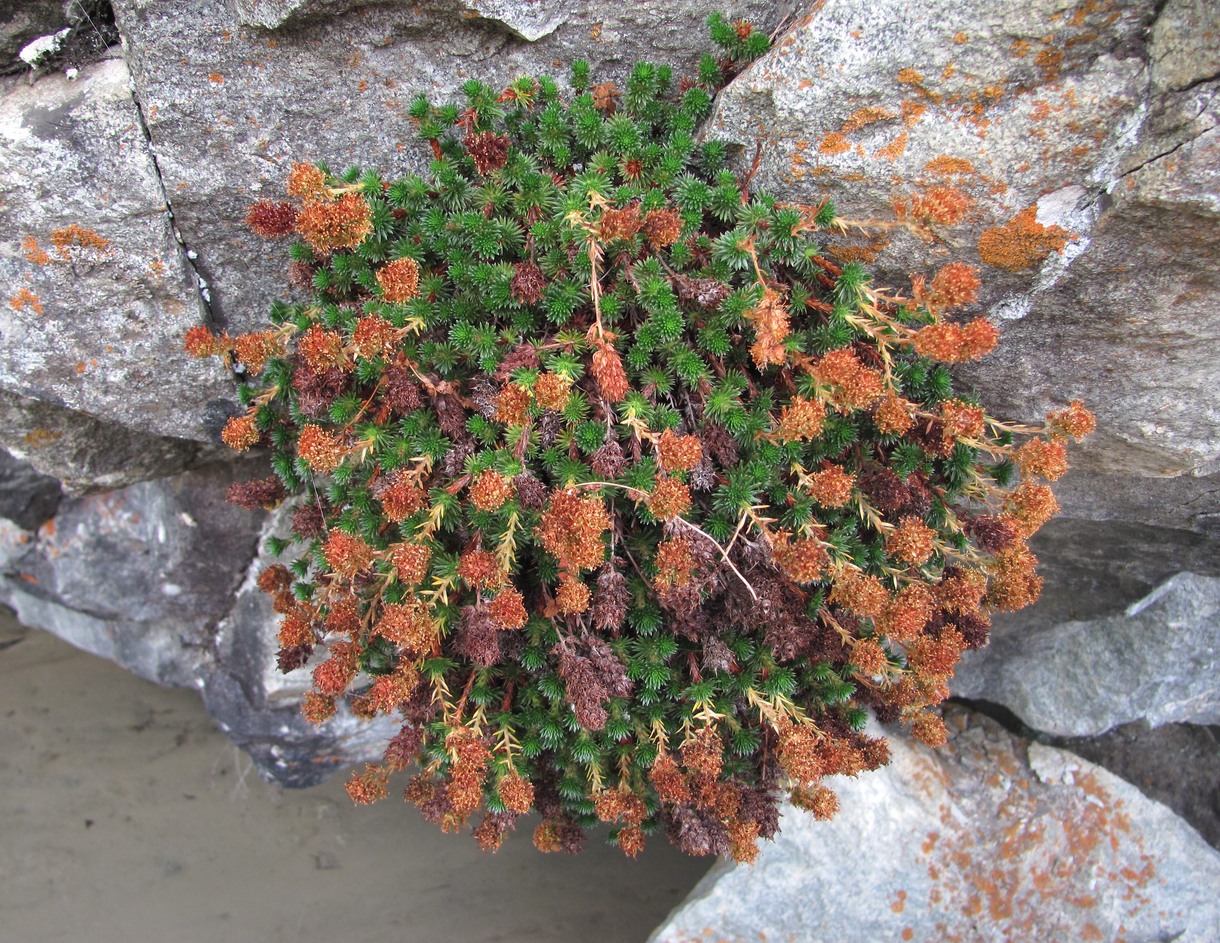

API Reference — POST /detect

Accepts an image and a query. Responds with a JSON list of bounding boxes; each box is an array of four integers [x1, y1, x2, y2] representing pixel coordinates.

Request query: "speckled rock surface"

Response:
[[649, 709, 1220, 943], [0, 387, 220, 494], [0, 55, 238, 482]]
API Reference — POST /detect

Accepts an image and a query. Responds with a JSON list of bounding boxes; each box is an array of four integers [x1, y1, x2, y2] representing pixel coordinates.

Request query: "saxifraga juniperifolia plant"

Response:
[[186, 14, 1094, 862]]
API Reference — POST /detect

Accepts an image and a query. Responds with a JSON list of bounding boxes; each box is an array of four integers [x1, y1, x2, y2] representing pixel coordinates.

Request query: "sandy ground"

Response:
[[0, 609, 710, 943]]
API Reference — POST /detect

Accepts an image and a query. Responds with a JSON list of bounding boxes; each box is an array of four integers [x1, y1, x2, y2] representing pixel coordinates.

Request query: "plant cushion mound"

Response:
[[190, 15, 1093, 861]]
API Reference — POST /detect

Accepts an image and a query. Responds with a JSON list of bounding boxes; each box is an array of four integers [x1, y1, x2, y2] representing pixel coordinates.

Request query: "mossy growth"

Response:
[[187, 14, 1093, 861]]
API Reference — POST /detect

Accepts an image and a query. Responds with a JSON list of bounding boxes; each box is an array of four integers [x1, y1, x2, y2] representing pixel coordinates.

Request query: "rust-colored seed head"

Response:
[[805, 465, 856, 508], [323, 531, 375, 576], [776, 396, 826, 441], [886, 516, 937, 566], [488, 586, 528, 629], [533, 372, 572, 412], [469, 469, 514, 511], [498, 774, 535, 814], [286, 162, 328, 200], [643, 208, 682, 248], [246, 200, 298, 238], [1047, 400, 1096, 441], [1003, 481, 1060, 536], [296, 424, 347, 473], [345, 765, 390, 805], [295, 193, 374, 255], [646, 478, 692, 521], [377, 257, 421, 303], [774, 538, 830, 584], [510, 262, 547, 305], [494, 383, 531, 426], [221, 412, 260, 451], [657, 429, 703, 473], [929, 261, 980, 307], [592, 340, 630, 402], [537, 490, 610, 571], [351, 314, 400, 360], [458, 548, 503, 589], [556, 576, 592, 615], [874, 394, 914, 435], [464, 130, 511, 175], [1015, 438, 1069, 481]]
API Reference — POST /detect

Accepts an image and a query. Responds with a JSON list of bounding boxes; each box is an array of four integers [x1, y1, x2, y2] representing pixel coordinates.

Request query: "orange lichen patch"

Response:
[[1011, 38, 1031, 58], [209, 72, 224, 83], [978, 207, 1072, 271], [818, 132, 851, 155], [8, 289, 43, 315], [1035, 48, 1064, 82], [983, 84, 1005, 101], [953, 32, 969, 44], [897, 68, 924, 85], [900, 101, 927, 126], [149, 258, 166, 277], [942, 62, 957, 81], [841, 106, 896, 133], [890, 889, 908, 913], [925, 156, 976, 177], [50, 224, 111, 261], [874, 132, 909, 162], [825, 233, 890, 265], [22, 428, 61, 448], [21, 235, 50, 265]]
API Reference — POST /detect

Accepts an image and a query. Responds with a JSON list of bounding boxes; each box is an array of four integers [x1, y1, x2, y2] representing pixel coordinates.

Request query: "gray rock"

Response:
[[228, 0, 570, 39], [955, 571, 1220, 736], [0, 447, 62, 530], [202, 503, 399, 786], [0, 455, 399, 786], [1150, 0, 1220, 95], [650, 709, 1220, 943], [110, 0, 785, 335], [0, 56, 238, 449], [0, 387, 223, 494], [0, 460, 264, 685]]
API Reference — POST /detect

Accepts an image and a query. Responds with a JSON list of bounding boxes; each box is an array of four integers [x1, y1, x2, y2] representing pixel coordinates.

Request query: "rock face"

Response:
[[0, 448, 62, 531], [0, 461, 395, 785], [0, 461, 263, 685], [650, 709, 1220, 943], [0, 54, 238, 490]]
